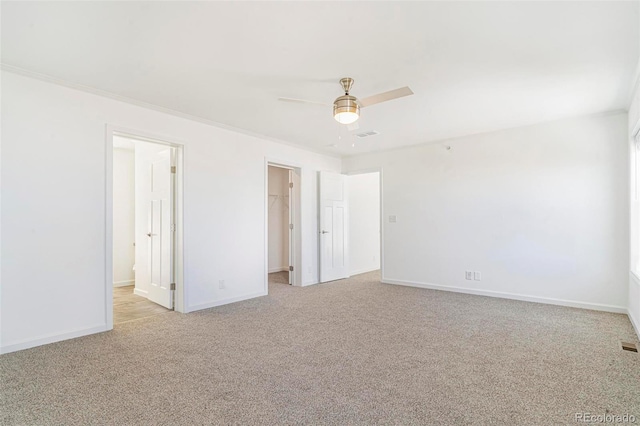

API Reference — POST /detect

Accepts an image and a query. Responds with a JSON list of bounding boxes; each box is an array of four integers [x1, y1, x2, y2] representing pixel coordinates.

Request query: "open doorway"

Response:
[[266, 162, 301, 290], [108, 130, 184, 327], [317, 170, 382, 283], [348, 171, 381, 277]]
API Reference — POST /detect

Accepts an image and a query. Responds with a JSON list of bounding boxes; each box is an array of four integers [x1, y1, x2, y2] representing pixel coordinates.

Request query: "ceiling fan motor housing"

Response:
[[333, 94, 360, 124]]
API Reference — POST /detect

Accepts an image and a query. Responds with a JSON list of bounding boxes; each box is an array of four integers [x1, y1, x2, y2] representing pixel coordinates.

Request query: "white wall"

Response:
[[348, 172, 380, 275], [628, 61, 640, 338], [268, 166, 289, 273], [0, 71, 341, 353], [343, 113, 630, 312], [112, 147, 135, 286]]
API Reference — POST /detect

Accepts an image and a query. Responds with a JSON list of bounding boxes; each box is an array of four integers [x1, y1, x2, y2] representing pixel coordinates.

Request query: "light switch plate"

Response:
[[465, 271, 473, 280], [389, 215, 397, 223]]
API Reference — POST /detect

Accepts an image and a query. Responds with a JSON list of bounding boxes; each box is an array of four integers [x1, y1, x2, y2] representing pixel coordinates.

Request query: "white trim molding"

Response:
[[630, 272, 640, 339], [113, 280, 135, 287], [383, 278, 628, 314], [133, 288, 149, 297], [629, 308, 640, 340], [0, 324, 109, 354]]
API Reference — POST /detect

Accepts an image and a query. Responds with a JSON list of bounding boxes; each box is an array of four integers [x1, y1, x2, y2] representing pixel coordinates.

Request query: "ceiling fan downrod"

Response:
[[340, 77, 354, 95]]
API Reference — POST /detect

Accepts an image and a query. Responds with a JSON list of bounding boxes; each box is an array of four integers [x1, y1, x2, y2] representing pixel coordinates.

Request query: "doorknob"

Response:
[[321, 230, 330, 234], [146, 233, 157, 237]]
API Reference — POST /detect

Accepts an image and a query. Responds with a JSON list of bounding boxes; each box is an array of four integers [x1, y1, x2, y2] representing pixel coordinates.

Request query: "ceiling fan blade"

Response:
[[278, 97, 330, 107], [358, 86, 414, 108]]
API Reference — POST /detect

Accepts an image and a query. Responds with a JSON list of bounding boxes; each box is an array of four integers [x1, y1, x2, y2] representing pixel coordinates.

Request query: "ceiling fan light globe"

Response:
[[334, 111, 359, 124]]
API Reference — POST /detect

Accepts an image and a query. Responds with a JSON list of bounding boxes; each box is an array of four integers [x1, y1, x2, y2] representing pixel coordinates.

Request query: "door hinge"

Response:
[[170, 283, 176, 290], [289, 223, 293, 230], [170, 223, 176, 232], [289, 182, 293, 188], [171, 166, 177, 174], [289, 266, 294, 272]]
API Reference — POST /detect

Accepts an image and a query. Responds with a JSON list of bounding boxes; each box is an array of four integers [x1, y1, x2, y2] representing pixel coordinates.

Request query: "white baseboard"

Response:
[[268, 266, 289, 273], [113, 280, 134, 288], [628, 272, 640, 339], [382, 278, 628, 314], [0, 324, 109, 354], [349, 267, 380, 276], [186, 290, 267, 313], [133, 288, 148, 297], [629, 308, 640, 340]]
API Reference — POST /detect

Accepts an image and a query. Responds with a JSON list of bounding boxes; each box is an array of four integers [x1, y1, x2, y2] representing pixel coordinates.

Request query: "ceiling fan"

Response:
[[278, 77, 413, 126]]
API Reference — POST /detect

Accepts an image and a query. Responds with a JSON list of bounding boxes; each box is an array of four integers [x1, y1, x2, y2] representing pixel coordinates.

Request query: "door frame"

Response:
[[105, 125, 186, 330], [345, 167, 384, 281], [265, 158, 302, 290]]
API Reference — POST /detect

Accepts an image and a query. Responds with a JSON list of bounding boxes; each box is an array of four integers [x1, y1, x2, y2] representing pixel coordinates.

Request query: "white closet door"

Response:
[[319, 171, 349, 283]]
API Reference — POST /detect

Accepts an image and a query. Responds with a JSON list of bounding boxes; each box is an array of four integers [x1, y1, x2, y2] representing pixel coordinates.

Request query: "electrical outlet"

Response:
[[474, 272, 481, 281], [219, 280, 226, 289], [389, 215, 397, 223], [465, 271, 473, 280]]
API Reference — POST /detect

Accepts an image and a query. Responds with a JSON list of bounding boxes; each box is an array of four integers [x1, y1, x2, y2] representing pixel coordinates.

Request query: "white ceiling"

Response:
[[2, 1, 638, 156]]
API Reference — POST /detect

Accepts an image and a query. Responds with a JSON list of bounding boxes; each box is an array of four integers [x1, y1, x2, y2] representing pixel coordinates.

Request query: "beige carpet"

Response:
[[1, 271, 639, 425]]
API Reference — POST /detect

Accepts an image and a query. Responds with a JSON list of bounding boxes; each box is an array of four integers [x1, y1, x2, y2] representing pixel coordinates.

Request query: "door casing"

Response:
[[106, 125, 186, 329], [265, 159, 302, 290]]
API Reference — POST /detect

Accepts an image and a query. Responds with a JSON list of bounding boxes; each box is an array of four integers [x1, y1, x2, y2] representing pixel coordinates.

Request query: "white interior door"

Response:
[[139, 144, 175, 309], [148, 148, 174, 308], [319, 171, 349, 282]]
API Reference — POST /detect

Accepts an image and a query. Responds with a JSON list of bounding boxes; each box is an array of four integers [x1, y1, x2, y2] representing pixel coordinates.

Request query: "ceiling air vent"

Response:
[[355, 130, 380, 138]]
